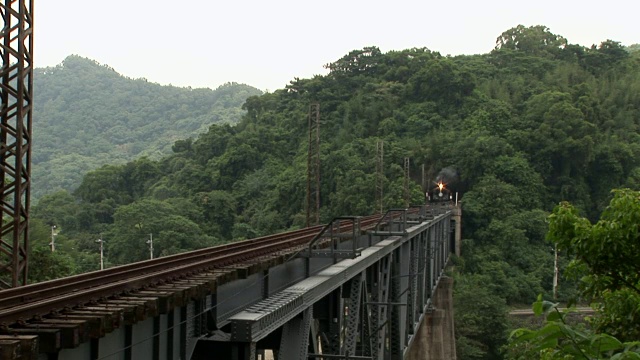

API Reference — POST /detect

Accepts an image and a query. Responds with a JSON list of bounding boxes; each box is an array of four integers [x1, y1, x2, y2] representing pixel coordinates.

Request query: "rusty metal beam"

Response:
[[0, 0, 34, 288]]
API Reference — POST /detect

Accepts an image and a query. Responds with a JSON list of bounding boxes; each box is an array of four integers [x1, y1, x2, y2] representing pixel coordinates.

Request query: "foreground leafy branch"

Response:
[[548, 189, 640, 340], [507, 295, 640, 359], [507, 190, 640, 358]]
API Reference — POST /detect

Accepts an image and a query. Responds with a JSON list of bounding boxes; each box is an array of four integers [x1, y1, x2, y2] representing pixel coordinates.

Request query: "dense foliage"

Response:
[[508, 295, 640, 359], [28, 26, 640, 359], [33, 55, 262, 199], [507, 190, 640, 358], [548, 189, 640, 341]]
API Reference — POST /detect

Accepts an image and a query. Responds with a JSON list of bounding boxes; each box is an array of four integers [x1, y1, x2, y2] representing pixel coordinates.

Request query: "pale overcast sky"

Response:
[[36, 0, 639, 91]]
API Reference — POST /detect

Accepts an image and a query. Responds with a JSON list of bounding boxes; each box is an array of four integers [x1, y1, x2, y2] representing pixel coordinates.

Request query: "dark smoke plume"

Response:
[[435, 167, 459, 187]]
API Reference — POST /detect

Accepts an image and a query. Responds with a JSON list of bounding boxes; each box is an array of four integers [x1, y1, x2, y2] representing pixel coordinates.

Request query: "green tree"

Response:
[[506, 189, 640, 358], [196, 190, 237, 239], [495, 25, 567, 57], [507, 296, 640, 359], [455, 273, 509, 359], [107, 199, 216, 264], [547, 189, 640, 341], [33, 56, 261, 200], [407, 58, 475, 108], [31, 190, 82, 230], [324, 46, 383, 77], [27, 219, 76, 282]]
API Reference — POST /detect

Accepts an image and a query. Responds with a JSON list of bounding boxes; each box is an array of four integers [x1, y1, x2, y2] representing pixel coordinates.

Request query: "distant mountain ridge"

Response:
[[32, 55, 262, 200]]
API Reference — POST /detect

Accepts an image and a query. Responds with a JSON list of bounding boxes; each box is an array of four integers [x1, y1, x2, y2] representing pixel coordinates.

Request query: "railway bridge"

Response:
[[0, 205, 461, 360], [0, 2, 465, 359]]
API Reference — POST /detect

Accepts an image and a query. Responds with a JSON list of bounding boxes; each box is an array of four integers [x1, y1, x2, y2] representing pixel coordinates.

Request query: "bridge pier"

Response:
[[406, 277, 456, 360]]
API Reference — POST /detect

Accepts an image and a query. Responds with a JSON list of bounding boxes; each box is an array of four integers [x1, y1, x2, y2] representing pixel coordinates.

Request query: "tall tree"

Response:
[[547, 189, 640, 340], [495, 25, 567, 57]]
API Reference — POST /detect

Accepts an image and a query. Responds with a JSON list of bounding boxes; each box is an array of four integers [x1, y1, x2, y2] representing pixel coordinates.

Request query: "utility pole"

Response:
[[147, 233, 154, 260], [96, 237, 104, 270], [50, 225, 57, 252]]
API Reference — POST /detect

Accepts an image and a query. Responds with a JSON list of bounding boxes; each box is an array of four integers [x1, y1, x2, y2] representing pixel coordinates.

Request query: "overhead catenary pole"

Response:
[[376, 140, 384, 214], [403, 157, 410, 208], [306, 103, 320, 227], [0, 0, 35, 288]]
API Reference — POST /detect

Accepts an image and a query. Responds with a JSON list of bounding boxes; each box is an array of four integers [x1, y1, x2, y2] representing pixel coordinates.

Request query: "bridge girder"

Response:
[[197, 207, 455, 360]]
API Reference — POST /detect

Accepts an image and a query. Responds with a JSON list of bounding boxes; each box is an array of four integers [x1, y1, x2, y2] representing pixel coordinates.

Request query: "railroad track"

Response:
[[0, 214, 389, 327]]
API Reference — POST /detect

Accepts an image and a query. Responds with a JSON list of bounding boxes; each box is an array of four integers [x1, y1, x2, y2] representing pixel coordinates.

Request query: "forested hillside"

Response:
[[29, 26, 640, 359], [33, 55, 262, 199]]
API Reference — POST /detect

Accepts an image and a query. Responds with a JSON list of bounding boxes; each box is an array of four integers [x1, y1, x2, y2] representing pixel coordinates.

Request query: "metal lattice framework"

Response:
[[225, 207, 456, 360], [403, 157, 410, 207], [306, 103, 320, 227], [375, 140, 384, 214], [0, 0, 33, 288]]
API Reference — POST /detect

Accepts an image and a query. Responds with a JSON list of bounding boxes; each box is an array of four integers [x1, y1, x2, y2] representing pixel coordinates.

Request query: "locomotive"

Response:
[[427, 181, 453, 203], [426, 167, 458, 204]]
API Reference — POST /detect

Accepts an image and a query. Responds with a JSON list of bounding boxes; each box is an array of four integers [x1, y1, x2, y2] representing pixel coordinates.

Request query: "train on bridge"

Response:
[[427, 181, 454, 203]]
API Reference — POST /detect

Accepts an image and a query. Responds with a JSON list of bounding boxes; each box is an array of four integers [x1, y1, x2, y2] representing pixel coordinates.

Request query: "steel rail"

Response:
[[0, 233, 319, 325], [0, 224, 326, 308], [0, 214, 386, 325]]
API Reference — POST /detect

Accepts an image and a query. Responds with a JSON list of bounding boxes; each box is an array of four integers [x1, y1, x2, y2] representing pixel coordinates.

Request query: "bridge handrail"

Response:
[[372, 208, 407, 233], [302, 216, 362, 259]]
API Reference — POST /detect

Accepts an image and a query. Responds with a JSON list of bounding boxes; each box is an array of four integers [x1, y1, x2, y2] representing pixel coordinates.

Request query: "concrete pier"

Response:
[[407, 277, 456, 360]]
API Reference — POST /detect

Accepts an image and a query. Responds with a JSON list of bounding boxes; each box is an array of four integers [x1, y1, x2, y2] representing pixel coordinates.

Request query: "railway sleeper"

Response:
[[0, 329, 58, 354], [102, 299, 149, 323], [84, 304, 135, 326], [119, 295, 160, 313], [0, 339, 21, 360], [46, 314, 107, 340], [20, 323, 81, 349], [131, 290, 176, 314], [0, 335, 38, 360]]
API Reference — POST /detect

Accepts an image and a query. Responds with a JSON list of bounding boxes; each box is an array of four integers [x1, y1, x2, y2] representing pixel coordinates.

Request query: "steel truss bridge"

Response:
[[0, 2, 464, 359], [0, 206, 460, 360]]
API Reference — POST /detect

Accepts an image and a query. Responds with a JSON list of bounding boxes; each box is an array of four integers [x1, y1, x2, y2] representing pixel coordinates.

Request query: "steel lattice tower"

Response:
[[375, 140, 384, 213], [0, 0, 33, 288], [306, 103, 320, 227], [403, 157, 410, 208]]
